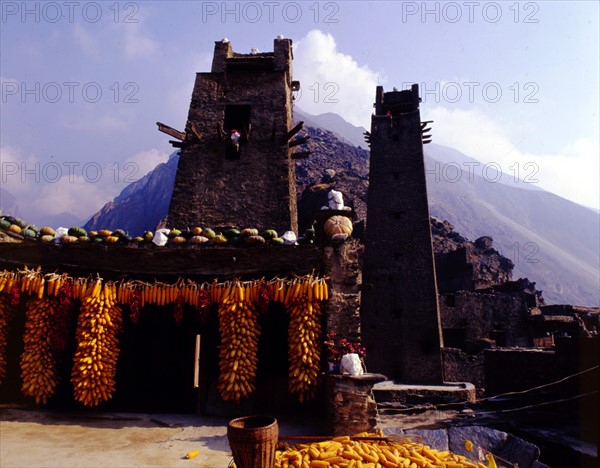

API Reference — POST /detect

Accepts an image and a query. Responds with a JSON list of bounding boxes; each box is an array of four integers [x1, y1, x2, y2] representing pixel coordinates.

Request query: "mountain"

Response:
[[0, 188, 21, 218], [83, 114, 599, 307], [83, 153, 179, 235]]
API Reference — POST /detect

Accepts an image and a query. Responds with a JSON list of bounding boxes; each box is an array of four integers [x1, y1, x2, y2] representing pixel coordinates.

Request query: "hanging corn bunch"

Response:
[[20, 297, 60, 404], [217, 282, 260, 403], [0, 300, 12, 384], [71, 280, 122, 406], [286, 277, 328, 402]]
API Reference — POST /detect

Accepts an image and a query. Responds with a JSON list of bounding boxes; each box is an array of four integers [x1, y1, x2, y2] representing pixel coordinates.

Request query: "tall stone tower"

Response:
[[166, 38, 299, 233], [360, 85, 444, 385]]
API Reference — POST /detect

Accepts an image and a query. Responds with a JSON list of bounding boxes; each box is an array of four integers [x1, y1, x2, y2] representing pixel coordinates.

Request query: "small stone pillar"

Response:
[[326, 373, 386, 435]]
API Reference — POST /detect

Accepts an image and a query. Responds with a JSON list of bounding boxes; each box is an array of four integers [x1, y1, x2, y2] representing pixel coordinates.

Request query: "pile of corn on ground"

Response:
[[268, 432, 498, 468]]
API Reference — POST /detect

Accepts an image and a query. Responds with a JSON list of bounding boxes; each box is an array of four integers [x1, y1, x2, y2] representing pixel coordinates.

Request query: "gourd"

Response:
[[244, 235, 266, 245], [113, 229, 126, 238], [190, 235, 209, 244], [168, 229, 182, 239], [213, 234, 228, 244], [22, 228, 37, 239], [40, 226, 55, 236], [8, 224, 21, 234], [192, 227, 203, 236], [40, 235, 54, 243], [241, 228, 259, 237], [68, 226, 87, 238], [271, 237, 284, 245], [60, 235, 78, 244], [263, 229, 278, 240], [98, 230, 112, 237], [224, 228, 241, 239], [202, 228, 216, 239], [171, 236, 187, 244], [105, 236, 120, 244], [323, 215, 353, 238], [0, 219, 11, 230]]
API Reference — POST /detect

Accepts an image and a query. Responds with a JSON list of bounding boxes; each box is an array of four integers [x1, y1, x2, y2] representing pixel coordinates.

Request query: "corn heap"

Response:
[[285, 277, 328, 403], [217, 282, 260, 402], [274, 434, 497, 468], [20, 297, 60, 404], [71, 281, 123, 406]]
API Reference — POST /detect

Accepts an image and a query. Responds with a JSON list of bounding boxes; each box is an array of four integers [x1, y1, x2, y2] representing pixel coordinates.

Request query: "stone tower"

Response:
[[167, 38, 299, 233], [360, 85, 444, 385]]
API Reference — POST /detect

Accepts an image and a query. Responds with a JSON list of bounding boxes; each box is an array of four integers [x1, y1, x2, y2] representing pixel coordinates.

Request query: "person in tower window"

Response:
[[230, 129, 241, 151]]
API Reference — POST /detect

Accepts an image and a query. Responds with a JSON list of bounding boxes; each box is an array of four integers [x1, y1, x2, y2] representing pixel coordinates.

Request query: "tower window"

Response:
[[224, 105, 251, 160]]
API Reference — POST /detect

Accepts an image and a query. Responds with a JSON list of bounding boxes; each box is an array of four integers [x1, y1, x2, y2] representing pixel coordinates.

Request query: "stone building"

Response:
[[167, 38, 302, 233], [360, 85, 444, 384]]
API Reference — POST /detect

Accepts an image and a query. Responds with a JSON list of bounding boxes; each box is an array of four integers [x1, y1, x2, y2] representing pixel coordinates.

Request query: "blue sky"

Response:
[[1, 1, 598, 226]]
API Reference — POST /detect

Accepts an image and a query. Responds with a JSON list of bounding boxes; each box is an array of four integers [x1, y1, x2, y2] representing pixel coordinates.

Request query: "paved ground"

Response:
[[0, 408, 317, 468]]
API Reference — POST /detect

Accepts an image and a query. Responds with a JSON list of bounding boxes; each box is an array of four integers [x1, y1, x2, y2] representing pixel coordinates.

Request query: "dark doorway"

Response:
[[113, 304, 201, 413]]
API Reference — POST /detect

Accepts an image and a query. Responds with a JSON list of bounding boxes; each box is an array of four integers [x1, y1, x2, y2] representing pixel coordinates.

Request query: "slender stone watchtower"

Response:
[[166, 38, 299, 233], [360, 85, 444, 384]]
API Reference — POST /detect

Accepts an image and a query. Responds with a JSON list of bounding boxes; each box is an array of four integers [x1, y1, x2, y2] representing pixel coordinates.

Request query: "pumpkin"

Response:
[[323, 215, 353, 238], [171, 236, 187, 244], [0, 219, 11, 230], [270, 237, 284, 246], [60, 235, 78, 244], [8, 224, 21, 234], [105, 236, 120, 244], [133, 236, 144, 243], [68, 226, 87, 238], [14, 218, 28, 229], [168, 229, 182, 239], [40, 226, 55, 236], [40, 235, 54, 243], [88, 230, 98, 238], [143, 231, 154, 241], [202, 228, 216, 239], [192, 227, 203, 236], [241, 228, 259, 237], [224, 228, 241, 239], [190, 235, 209, 244], [98, 229, 112, 237], [22, 228, 37, 239], [263, 229, 278, 240], [244, 235, 266, 245], [78, 236, 91, 243], [93, 237, 104, 244], [113, 229, 126, 237]]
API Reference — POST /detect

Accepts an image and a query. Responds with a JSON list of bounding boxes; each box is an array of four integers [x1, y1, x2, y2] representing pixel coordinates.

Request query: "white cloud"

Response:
[[127, 148, 170, 178], [428, 107, 600, 209], [293, 30, 380, 128], [73, 23, 99, 56], [122, 23, 159, 59]]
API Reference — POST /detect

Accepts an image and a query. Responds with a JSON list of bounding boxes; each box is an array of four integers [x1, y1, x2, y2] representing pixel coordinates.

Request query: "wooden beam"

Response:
[[283, 121, 304, 142], [189, 122, 203, 141], [289, 136, 310, 148], [291, 151, 311, 160], [169, 140, 185, 148], [156, 122, 185, 140]]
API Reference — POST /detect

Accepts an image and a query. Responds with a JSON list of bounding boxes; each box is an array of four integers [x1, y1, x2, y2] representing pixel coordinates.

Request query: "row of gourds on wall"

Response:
[[0, 268, 329, 406]]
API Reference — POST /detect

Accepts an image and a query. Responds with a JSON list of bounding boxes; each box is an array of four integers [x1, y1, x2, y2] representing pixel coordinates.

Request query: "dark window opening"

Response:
[[443, 328, 466, 349], [489, 330, 506, 347], [445, 294, 456, 307], [224, 105, 251, 160], [393, 134, 399, 141]]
